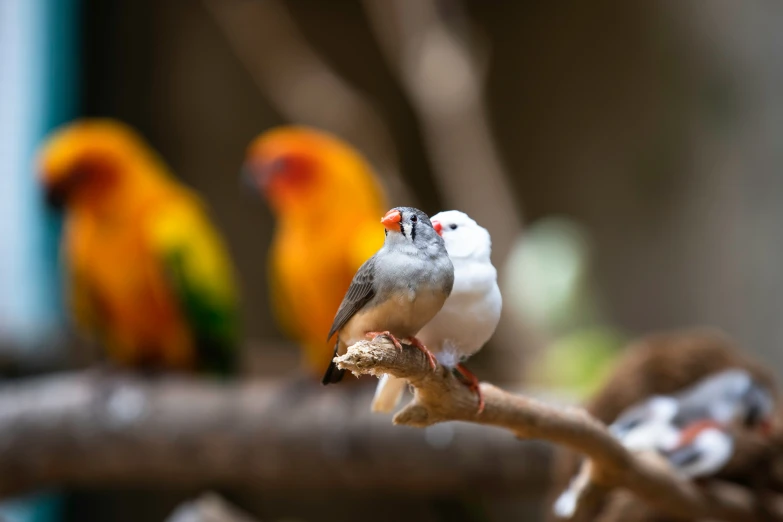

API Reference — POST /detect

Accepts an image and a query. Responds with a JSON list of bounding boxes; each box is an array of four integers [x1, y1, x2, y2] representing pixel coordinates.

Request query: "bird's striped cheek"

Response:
[[402, 222, 414, 240]]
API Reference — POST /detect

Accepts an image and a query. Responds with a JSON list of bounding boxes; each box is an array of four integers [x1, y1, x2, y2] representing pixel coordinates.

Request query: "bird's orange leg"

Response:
[[402, 337, 438, 371], [454, 363, 485, 414], [366, 331, 403, 351]]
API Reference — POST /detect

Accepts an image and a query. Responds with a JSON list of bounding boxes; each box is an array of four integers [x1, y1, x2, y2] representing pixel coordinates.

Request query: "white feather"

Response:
[[553, 487, 578, 518], [418, 211, 502, 365]]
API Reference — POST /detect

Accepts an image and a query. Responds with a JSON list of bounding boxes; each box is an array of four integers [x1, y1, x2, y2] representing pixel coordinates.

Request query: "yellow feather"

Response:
[[247, 127, 388, 376], [40, 119, 239, 373]]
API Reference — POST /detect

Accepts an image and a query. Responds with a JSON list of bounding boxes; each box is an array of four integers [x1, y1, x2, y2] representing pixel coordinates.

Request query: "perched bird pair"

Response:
[[371, 210, 502, 413], [245, 127, 502, 408], [320, 206, 501, 414], [245, 128, 503, 403]]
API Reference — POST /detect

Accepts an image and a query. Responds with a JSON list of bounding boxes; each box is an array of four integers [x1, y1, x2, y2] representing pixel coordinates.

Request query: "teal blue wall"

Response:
[[0, 0, 79, 344], [0, 0, 79, 520]]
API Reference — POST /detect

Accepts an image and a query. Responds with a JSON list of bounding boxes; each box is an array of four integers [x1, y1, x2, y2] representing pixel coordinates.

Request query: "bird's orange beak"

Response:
[[381, 209, 402, 232], [759, 418, 774, 437], [44, 180, 67, 209], [432, 220, 443, 236]]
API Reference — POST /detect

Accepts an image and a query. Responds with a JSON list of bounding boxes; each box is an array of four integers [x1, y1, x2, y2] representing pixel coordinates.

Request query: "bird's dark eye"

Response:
[[624, 419, 641, 431], [269, 157, 288, 173], [411, 215, 418, 223], [449, 224, 458, 230]]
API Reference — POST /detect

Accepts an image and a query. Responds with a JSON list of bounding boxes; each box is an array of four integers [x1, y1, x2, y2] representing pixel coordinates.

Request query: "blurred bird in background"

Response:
[[610, 368, 774, 451], [37, 119, 240, 376], [243, 126, 388, 378], [661, 419, 734, 480], [372, 210, 501, 414], [548, 330, 780, 522], [554, 368, 776, 518]]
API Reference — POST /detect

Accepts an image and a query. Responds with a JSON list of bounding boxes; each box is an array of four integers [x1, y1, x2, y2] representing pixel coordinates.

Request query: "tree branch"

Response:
[[336, 338, 776, 522], [0, 370, 548, 499]]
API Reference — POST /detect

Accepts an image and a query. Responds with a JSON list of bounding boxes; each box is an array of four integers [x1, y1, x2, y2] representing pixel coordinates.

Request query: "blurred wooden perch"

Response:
[[335, 337, 783, 522], [548, 329, 783, 522], [0, 370, 548, 499]]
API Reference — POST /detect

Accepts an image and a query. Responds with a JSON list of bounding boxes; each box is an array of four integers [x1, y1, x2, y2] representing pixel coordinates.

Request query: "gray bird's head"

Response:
[[381, 206, 446, 256], [676, 369, 775, 430], [738, 381, 775, 431]]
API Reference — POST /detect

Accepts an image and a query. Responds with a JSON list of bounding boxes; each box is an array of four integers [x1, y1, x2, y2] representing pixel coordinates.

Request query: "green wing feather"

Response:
[[151, 196, 240, 376]]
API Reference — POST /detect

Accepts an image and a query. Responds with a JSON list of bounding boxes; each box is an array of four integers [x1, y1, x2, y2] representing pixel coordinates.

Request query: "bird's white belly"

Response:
[[417, 288, 501, 366], [340, 288, 447, 346]]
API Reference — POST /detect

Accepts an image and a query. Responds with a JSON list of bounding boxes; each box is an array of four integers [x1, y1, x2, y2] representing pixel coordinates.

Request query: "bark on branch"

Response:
[[335, 338, 774, 522]]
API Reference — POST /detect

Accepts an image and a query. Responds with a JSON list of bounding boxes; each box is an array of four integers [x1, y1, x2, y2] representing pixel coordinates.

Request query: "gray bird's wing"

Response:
[[327, 255, 377, 341]]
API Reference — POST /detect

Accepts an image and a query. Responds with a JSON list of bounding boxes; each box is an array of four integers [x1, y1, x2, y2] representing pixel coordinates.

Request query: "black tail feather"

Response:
[[321, 340, 345, 385]]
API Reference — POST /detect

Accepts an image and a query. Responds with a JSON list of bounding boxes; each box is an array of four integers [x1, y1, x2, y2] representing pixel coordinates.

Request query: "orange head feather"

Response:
[[37, 119, 168, 209], [243, 126, 386, 220]]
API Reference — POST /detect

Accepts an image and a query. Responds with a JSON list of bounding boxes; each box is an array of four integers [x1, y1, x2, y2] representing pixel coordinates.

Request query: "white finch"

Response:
[[322, 207, 454, 384], [371, 210, 501, 413], [671, 369, 775, 431]]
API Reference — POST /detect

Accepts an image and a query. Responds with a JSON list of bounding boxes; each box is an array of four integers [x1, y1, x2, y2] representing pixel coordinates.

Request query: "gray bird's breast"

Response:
[[338, 245, 453, 346], [340, 280, 450, 346]]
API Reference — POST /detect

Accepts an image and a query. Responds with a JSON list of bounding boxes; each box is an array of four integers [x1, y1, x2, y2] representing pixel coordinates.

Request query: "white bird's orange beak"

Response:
[[432, 220, 443, 236]]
